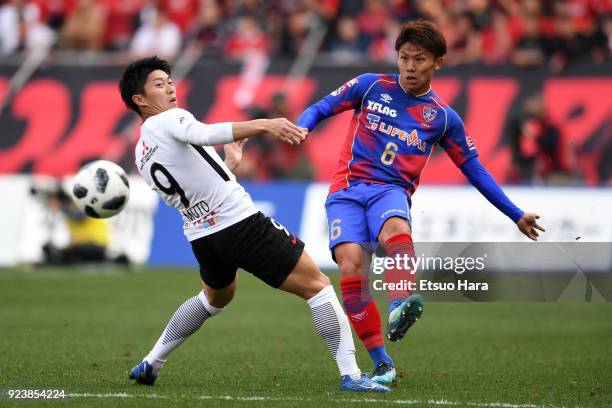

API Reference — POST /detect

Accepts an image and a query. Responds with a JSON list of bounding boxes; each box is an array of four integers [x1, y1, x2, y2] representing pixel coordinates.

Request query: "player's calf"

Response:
[[129, 291, 223, 384]]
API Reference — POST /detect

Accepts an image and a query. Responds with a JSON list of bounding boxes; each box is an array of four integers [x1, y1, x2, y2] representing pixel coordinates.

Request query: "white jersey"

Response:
[[135, 108, 257, 241]]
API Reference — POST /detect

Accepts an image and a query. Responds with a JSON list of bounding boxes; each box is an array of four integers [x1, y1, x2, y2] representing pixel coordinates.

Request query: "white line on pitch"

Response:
[[69, 392, 569, 408]]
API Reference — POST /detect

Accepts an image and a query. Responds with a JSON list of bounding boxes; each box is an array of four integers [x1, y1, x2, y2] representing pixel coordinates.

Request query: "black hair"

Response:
[[395, 20, 447, 59], [119, 56, 171, 115]]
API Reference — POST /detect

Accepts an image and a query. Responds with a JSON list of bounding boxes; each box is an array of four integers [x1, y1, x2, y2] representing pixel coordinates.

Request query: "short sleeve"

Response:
[[321, 73, 380, 114]]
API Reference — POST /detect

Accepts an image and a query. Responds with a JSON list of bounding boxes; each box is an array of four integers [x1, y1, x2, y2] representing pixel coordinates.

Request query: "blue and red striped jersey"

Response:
[[297, 73, 479, 196]]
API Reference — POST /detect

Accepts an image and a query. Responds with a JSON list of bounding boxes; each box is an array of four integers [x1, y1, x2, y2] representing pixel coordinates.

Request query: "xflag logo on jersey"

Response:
[[366, 100, 397, 117]]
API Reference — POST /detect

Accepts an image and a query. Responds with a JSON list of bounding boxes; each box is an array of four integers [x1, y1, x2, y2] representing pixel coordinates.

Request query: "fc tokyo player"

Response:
[[296, 21, 545, 385], [119, 56, 389, 392]]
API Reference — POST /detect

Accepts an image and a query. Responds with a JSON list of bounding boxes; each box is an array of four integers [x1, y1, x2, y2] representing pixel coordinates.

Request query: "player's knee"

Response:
[[203, 281, 236, 308], [316, 271, 331, 288], [379, 217, 411, 243], [301, 271, 331, 299], [206, 292, 234, 308], [337, 257, 363, 278]]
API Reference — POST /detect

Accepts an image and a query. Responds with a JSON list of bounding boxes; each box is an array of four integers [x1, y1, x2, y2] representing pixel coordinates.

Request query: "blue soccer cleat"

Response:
[[387, 294, 423, 342], [129, 361, 157, 385], [340, 374, 391, 393], [370, 362, 397, 385]]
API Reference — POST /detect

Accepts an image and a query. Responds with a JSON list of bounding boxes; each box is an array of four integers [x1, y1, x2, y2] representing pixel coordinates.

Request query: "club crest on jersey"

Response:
[[423, 105, 438, 122], [380, 94, 393, 103], [330, 77, 358, 96]]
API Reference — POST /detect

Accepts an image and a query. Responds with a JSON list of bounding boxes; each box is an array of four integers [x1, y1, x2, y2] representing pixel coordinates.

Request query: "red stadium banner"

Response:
[[0, 61, 610, 185]]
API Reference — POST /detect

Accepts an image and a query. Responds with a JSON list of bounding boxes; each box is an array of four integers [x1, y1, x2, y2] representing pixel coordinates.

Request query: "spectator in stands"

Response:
[[367, 18, 400, 63], [356, 0, 389, 41], [224, 14, 270, 59], [162, 0, 199, 33], [130, 1, 182, 60], [597, 120, 612, 185], [31, 182, 128, 266], [511, 14, 547, 66], [239, 93, 314, 181], [60, 0, 106, 50], [279, 10, 311, 57], [104, 0, 144, 51], [0, 0, 55, 56], [580, 15, 609, 64], [508, 93, 575, 184], [548, 9, 587, 72], [446, 11, 482, 65], [261, 92, 314, 180], [329, 15, 368, 63], [604, 14, 612, 57], [184, 0, 223, 55], [480, 8, 512, 63]]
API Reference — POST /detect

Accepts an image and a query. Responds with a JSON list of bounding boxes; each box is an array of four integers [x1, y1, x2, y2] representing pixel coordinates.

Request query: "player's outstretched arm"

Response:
[[459, 157, 545, 240], [232, 118, 306, 145], [168, 110, 304, 146], [295, 74, 378, 135], [516, 212, 546, 241]]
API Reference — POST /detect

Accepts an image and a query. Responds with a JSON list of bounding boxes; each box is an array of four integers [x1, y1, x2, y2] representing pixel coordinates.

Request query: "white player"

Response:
[[119, 56, 389, 393]]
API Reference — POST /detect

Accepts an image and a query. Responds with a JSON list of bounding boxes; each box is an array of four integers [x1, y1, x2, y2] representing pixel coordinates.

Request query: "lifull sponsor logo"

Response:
[[366, 114, 427, 152]]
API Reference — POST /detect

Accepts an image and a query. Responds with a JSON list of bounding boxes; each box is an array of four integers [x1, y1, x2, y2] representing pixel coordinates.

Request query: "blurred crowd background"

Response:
[[1, 0, 610, 266], [1, 0, 611, 187], [1, 0, 611, 69]]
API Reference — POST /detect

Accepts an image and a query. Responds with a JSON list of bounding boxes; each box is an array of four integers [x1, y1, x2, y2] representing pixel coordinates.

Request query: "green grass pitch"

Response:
[[0, 267, 610, 407]]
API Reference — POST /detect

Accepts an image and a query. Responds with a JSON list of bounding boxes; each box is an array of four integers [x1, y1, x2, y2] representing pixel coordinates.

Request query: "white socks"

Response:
[[143, 286, 361, 381], [308, 285, 361, 379], [144, 291, 221, 375]]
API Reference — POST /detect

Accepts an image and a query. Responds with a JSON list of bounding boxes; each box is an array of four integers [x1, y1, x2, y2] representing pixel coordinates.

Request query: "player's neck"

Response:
[[398, 78, 431, 97], [141, 108, 165, 122]]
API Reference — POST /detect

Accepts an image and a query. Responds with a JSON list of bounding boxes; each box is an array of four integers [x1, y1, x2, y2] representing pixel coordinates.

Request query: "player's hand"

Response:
[[516, 212, 545, 241], [265, 118, 306, 145], [297, 126, 309, 141], [223, 139, 247, 171]]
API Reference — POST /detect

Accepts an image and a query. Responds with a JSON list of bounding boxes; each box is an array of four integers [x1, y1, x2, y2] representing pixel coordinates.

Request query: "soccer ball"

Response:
[[71, 160, 130, 218]]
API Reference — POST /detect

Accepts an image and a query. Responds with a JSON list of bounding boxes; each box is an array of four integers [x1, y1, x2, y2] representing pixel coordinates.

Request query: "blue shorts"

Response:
[[325, 183, 412, 257]]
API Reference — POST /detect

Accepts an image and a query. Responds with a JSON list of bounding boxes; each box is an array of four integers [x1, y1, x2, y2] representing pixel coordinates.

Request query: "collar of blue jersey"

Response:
[[397, 78, 432, 98]]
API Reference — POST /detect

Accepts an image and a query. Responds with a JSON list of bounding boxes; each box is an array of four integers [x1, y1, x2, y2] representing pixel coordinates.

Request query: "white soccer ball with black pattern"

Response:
[[71, 160, 130, 218]]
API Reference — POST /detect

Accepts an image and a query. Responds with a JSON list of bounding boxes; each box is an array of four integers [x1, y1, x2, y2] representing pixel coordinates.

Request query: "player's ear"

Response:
[[434, 57, 444, 70], [132, 94, 147, 108]]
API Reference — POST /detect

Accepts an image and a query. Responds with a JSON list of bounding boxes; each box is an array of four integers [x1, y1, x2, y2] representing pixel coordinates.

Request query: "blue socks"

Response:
[[368, 345, 393, 367]]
